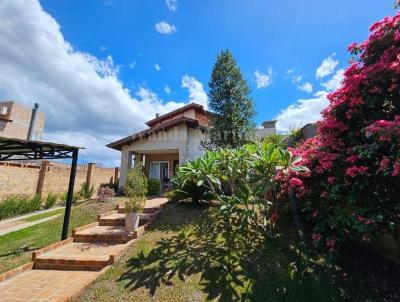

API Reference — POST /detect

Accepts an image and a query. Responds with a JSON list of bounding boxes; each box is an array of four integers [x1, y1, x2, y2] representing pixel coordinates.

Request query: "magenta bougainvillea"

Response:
[[288, 12, 400, 252]]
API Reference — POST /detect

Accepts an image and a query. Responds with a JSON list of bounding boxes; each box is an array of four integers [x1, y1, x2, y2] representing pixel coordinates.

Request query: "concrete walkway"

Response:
[[0, 214, 62, 236], [0, 197, 169, 302]]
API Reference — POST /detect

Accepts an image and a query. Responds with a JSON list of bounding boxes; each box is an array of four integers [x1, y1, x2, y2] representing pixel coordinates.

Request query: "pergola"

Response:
[[0, 136, 80, 240]]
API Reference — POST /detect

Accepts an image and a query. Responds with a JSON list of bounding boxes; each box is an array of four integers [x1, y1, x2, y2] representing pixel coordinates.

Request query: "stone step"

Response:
[[33, 241, 126, 271], [73, 223, 135, 243]]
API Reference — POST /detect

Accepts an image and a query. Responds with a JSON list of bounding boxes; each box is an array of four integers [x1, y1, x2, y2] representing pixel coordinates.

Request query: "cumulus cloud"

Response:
[[254, 67, 273, 89], [164, 85, 171, 94], [316, 53, 339, 79], [166, 0, 178, 12], [154, 63, 161, 71], [276, 91, 328, 132], [181, 75, 208, 108], [155, 21, 177, 34], [321, 68, 344, 91], [0, 0, 185, 165], [276, 54, 344, 132], [298, 82, 313, 93], [292, 75, 303, 83], [286, 69, 295, 74]]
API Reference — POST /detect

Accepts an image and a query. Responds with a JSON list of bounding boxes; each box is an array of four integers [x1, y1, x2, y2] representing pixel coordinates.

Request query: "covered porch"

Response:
[[120, 149, 180, 189]]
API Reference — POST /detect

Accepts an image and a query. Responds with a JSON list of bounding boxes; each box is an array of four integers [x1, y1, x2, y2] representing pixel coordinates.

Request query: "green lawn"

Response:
[[74, 203, 346, 302], [0, 200, 118, 273], [22, 208, 65, 222]]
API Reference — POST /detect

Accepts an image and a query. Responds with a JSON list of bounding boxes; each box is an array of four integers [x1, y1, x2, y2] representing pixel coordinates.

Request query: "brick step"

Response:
[[117, 204, 160, 214], [98, 211, 161, 226], [32, 241, 133, 271], [73, 223, 135, 243]]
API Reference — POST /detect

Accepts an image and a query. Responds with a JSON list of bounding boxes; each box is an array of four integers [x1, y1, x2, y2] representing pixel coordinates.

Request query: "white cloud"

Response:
[[128, 61, 136, 69], [276, 91, 328, 133], [154, 63, 161, 71], [164, 85, 171, 94], [0, 0, 185, 165], [181, 75, 208, 108], [298, 82, 313, 93], [286, 69, 295, 74], [292, 75, 303, 83], [254, 67, 273, 89], [166, 0, 178, 12], [155, 21, 177, 34], [321, 68, 344, 91], [316, 53, 339, 79]]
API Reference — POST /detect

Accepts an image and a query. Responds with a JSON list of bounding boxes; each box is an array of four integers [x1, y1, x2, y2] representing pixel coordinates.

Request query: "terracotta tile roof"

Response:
[[106, 116, 208, 151], [145, 103, 209, 127]]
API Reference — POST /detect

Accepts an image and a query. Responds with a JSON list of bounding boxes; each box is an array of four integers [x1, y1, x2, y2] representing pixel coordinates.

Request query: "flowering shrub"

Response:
[[288, 13, 400, 253], [97, 187, 115, 202]]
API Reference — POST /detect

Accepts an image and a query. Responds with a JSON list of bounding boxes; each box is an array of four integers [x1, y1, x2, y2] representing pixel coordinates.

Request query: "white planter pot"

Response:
[[125, 212, 140, 232]]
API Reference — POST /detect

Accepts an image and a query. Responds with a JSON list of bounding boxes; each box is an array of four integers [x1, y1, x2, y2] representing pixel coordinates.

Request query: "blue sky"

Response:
[[0, 0, 397, 165]]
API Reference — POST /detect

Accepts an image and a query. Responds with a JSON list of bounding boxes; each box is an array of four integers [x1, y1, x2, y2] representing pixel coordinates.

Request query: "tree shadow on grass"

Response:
[[118, 203, 342, 301]]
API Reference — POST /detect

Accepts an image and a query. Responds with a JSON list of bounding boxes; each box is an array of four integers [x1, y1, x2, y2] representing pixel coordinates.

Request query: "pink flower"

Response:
[[326, 238, 337, 252], [327, 176, 335, 184], [393, 160, 400, 177], [345, 166, 369, 178], [289, 177, 303, 187], [312, 233, 321, 241], [320, 191, 328, 198], [347, 42, 358, 52], [312, 211, 319, 218], [270, 212, 279, 224]]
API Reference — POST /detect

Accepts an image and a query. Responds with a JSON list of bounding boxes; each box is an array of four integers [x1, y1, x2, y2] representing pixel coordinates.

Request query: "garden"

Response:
[[75, 12, 400, 302]]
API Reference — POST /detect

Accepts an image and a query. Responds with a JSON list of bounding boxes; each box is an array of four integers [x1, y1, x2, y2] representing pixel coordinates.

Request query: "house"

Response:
[[107, 102, 276, 189], [0, 101, 45, 140]]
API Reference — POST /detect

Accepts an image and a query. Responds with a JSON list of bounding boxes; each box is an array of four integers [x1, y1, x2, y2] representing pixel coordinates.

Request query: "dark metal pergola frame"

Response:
[[0, 137, 80, 240]]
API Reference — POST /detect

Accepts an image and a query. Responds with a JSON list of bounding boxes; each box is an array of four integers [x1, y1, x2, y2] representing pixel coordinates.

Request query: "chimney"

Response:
[[156, 113, 160, 118], [27, 103, 39, 141]]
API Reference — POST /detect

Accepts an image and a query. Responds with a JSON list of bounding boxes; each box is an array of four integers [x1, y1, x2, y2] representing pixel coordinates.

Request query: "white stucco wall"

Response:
[[118, 125, 206, 188]]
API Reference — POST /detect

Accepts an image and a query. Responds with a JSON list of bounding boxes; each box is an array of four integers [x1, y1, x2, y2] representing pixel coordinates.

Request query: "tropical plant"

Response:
[[79, 181, 94, 200], [206, 49, 256, 148], [287, 12, 400, 253], [173, 142, 308, 236], [125, 164, 147, 213], [44, 192, 57, 209], [147, 178, 160, 196]]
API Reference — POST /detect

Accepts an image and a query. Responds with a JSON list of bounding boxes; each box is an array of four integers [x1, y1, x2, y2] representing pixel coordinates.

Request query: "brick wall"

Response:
[[0, 161, 119, 199]]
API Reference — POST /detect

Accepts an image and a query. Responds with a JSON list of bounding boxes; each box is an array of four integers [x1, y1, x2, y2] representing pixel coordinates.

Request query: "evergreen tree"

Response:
[[207, 49, 256, 148]]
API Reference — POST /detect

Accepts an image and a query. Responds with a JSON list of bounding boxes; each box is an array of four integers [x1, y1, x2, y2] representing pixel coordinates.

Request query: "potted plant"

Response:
[[124, 163, 148, 231]]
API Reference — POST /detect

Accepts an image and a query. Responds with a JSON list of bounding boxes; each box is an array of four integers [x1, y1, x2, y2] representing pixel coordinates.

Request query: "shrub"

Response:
[[97, 187, 115, 202], [44, 193, 57, 209], [173, 142, 307, 236], [79, 182, 94, 200], [147, 178, 160, 196], [60, 191, 80, 204], [0, 194, 42, 220], [287, 12, 400, 253], [125, 163, 147, 213]]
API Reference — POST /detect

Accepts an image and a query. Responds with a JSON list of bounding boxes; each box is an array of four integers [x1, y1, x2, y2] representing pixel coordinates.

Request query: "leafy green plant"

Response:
[[44, 193, 57, 209], [0, 194, 43, 220], [79, 182, 94, 200], [60, 191, 80, 204], [147, 178, 160, 196], [125, 163, 147, 213]]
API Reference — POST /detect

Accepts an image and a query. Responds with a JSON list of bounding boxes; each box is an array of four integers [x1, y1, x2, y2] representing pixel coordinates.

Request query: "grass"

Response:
[[0, 199, 119, 274], [22, 208, 64, 223], [74, 203, 346, 302]]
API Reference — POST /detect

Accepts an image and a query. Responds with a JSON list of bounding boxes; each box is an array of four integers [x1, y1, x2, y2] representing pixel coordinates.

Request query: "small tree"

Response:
[[125, 163, 148, 213], [207, 49, 256, 148]]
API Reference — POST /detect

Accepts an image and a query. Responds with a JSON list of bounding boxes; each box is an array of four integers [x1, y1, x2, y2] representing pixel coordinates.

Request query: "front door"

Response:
[[149, 162, 169, 182]]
